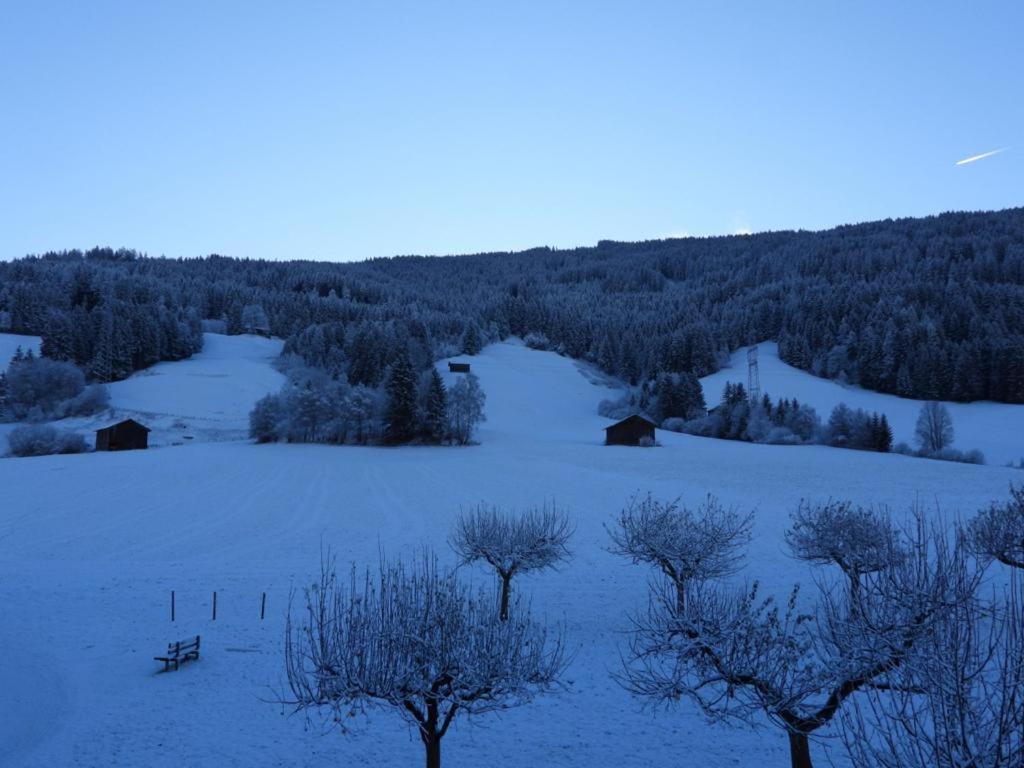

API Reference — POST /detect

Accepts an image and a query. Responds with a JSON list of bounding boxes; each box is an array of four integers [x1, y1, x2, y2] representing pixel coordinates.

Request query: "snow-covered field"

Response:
[[0, 332, 285, 451], [701, 342, 1024, 467], [102, 333, 286, 443], [1, 339, 1022, 767]]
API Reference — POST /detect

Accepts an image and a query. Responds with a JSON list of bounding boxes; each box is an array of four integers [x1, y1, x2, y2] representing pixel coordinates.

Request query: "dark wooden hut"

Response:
[[604, 414, 657, 446], [95, 419, 151, 451], [448, 362, 471, 373]]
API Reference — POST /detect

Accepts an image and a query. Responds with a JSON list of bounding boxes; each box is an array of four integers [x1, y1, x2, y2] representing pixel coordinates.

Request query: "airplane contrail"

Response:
[[955, 147, 1007, 166]]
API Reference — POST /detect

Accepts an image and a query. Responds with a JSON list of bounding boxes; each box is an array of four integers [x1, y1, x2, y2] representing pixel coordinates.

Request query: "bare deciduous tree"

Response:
[[620, 516, 974, 768], [915, 400, 954, 454], [607, 493, 753, 610], [449, 503, 573, 620], [840, 576, 1024, 767], [283, 552, 568, 768], [786, 500, 904, 596], [967, 485, 1024, 569]]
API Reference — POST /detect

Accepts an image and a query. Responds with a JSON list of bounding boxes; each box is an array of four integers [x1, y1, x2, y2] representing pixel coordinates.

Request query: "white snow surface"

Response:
[[1, 339, 1022, 767], [102, 332, 286, 442], [0, 333, 285, 451], [701, 342, 1024, 467]]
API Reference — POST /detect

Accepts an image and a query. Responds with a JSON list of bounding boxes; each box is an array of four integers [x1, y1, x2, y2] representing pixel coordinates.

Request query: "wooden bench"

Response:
[[155, 635, 200, 672]]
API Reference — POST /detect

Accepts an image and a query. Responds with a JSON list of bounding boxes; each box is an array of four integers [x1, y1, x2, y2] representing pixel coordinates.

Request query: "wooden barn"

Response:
[[604, 414, 657, 446], [95, 419, 151, 451], [448, 361, 471, 373]]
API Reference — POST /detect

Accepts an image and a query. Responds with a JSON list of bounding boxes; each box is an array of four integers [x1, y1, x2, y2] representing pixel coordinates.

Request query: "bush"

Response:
[[598, 395, 638, 421], [5, 356, 86, 420], [60, 384, 110, 417], [931, 447, 986, 465], [7, 424, 88, 457], [523, 332, 550, 350]]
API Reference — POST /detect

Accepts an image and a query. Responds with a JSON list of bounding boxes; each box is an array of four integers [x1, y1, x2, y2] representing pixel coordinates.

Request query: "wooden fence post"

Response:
[[171, 590, 175, 622], [260, 592, 266, 620], [212, 591, 217, 621]]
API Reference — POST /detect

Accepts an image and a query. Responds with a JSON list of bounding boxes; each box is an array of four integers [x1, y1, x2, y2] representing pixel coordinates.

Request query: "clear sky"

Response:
[[1, 1, 1021, 262]]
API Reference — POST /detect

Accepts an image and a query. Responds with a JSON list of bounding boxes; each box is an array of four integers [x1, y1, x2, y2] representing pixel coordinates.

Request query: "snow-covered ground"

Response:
[[701, 342, 1024, 467], [1, 340, 1022, 767], [101, 333, 285, 444], [0, 333, 285, 451]]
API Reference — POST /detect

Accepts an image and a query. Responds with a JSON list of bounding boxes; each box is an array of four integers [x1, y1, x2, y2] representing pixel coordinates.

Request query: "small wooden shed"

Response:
[[604, 414, 657, 446], [448, 362, 471, 373], [95, 419, 151, 451]]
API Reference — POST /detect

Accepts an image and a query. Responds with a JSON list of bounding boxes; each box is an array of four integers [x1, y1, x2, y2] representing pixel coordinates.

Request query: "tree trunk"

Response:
[[675, 581, 686, 613], [424, 734, 441, 768], [499, 573, 512, 621], [788, 731, 813, 768], [420, 703, 442, 768]]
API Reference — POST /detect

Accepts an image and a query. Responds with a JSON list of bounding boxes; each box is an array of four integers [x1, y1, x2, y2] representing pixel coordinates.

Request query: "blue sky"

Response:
[[0, 1, 1020, 261]]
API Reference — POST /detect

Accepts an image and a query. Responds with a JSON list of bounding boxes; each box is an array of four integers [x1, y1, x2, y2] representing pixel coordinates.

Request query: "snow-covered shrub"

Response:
[[930, 447, 985, 464], [249, 394, 282, 443], [59, 384, 110, 418], [4, 354, 87, 420], [7, 424, 88, 457], [678, 411, 724, 438], [660, 417, 687, 433], [523, 332, 550, 350], [598, 394, 637, 421], [762, 426, 801, 444], [638, 435, 655, 447]]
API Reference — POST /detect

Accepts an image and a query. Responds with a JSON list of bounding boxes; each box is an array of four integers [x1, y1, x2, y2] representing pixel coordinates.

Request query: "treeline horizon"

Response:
[[1, 205, 1023, 403]]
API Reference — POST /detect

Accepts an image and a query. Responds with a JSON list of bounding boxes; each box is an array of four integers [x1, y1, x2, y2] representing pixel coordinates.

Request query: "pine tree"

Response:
[[877, 414, 893, 452], [461, 322, 482, 355], [383, 352, 418, 444], [423, 369, 448, 442]]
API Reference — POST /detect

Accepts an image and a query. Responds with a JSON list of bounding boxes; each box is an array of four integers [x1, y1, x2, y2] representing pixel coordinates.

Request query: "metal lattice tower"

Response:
[[747, 346, 760, 403]]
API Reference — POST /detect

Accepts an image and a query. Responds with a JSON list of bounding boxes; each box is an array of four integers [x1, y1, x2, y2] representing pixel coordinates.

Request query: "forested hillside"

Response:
[[2, 207, 1023, 401]]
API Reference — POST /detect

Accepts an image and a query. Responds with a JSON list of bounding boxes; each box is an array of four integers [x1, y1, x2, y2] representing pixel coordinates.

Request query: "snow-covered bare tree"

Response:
[[966, 485, 1024, 569], [785, 500, 904, 596], [283, 552, 568, 768], [450, 503, 573, 620], [914, 400, 954, 454], [840, 575, 1024, 767], [447, 372, 486, 445], [620, 516, 974, 768], [607, 494, 753, 610]]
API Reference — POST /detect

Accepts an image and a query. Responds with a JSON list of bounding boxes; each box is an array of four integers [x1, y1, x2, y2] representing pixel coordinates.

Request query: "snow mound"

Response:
[[700, 342, 1024, 467]]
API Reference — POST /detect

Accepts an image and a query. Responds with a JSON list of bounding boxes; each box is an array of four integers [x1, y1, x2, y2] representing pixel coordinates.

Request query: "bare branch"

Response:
[[283, 550, 569, 768], [449, 503, 574, 619]]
